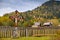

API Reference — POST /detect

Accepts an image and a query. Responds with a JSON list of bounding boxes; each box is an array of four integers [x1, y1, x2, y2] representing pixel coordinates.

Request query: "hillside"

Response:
[[33, 0, 60, 19]]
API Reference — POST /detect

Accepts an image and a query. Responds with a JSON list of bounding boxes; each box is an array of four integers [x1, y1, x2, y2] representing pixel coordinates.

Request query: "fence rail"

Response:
[[0, 26, 60, 38]]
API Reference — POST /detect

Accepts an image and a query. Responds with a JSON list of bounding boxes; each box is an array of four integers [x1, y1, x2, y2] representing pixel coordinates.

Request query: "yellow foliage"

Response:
[[50, 19, 60, 26]]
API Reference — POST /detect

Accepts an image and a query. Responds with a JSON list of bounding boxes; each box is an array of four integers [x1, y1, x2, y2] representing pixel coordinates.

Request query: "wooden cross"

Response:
[[9, 10, 21, 27]]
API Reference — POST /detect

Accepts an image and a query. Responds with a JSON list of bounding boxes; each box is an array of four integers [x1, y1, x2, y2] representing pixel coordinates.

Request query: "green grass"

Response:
[[0, 36, 53, 40]]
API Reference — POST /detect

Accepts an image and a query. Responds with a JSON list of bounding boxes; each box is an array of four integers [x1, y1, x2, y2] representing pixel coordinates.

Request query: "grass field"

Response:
[[0, 36, 55, 40]]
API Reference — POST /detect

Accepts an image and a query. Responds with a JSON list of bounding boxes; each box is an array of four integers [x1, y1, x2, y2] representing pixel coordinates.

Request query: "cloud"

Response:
[[0, 7, 15, 16], [0, 0, 49, 16], [0, 0, 42, 11]]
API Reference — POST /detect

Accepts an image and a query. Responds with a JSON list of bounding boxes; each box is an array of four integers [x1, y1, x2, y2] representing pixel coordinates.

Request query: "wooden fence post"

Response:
[[26, 28, 28, 37]]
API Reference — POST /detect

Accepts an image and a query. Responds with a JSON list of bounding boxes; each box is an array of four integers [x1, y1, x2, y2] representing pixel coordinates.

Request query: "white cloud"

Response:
[[0, 7, 15, 16], [0, 0, 49, 16], [0, 0, 43, 16]]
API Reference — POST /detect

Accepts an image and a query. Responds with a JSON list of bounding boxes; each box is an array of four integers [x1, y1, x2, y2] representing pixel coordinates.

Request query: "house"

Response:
[[32, 22, 41, 27], [43, 22, 52, 27]]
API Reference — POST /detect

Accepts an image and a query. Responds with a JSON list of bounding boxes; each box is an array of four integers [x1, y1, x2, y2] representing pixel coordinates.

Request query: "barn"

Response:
[[43, 22, 53, 27], [32, 22, 41, 27]]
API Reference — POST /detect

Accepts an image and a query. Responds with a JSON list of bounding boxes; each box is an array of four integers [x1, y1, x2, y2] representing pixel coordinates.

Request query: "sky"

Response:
[[0, 0, 50, 16]]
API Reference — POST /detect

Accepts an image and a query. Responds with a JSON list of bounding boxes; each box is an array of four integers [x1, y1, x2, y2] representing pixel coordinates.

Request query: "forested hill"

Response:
[[0, 0, 60, 26], [32, 0, 60, 19]]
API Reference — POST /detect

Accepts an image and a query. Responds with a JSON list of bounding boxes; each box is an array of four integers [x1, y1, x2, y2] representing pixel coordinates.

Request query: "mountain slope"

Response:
[[33, 0, 60, 18]]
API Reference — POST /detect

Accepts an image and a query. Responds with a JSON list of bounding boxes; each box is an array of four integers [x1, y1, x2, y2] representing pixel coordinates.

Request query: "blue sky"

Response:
[[0, 0, 49, 16]]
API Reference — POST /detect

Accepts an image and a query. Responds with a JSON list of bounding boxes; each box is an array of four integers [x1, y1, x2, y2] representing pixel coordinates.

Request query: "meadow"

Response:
[[0, 36, 57, 40]]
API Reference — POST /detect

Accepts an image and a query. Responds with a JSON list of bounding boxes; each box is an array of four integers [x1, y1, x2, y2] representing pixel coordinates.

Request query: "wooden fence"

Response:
[[0, 26, 60, 38]]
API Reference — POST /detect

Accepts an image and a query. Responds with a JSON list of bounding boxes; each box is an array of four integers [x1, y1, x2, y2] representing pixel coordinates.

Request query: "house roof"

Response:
[[43, 22, 52, 25]]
